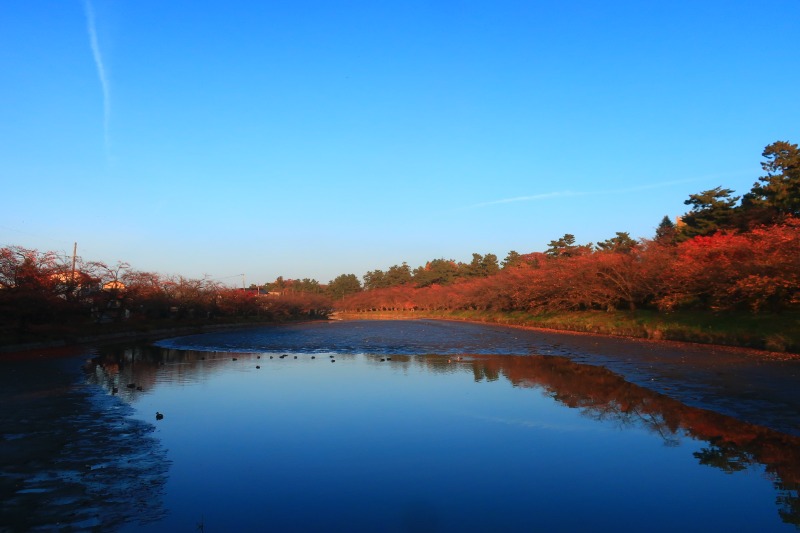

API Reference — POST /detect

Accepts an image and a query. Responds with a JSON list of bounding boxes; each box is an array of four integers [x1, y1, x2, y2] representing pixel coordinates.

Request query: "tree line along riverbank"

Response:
[[3, 141, 798, 354]]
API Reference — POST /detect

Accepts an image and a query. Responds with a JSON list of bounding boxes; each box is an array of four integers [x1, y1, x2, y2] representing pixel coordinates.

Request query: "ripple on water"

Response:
[[154, 320, 543, 356]]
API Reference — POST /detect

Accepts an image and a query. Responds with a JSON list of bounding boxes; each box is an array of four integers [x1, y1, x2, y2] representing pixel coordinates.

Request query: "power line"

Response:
[[0, 224, 75, 248]]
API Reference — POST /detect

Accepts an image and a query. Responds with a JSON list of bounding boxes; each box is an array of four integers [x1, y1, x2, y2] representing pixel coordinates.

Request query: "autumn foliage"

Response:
[[339, 217, 800, 316], [0, 248, 332, 340], [657, 219, 800, 312], [3, 141, 798, 344]]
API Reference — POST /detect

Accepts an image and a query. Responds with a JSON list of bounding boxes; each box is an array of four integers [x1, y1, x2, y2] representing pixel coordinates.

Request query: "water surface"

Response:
[[2, 320, 799, 531]]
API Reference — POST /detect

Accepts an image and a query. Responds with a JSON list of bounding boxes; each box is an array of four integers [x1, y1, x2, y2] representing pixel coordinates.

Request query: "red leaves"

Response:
[[343, 218, 800, 315], [658, 218, 800, 312]]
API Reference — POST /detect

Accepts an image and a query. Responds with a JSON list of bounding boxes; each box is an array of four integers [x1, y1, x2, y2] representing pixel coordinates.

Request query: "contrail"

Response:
[[463, 176, 715, 210], [83, 0, 111, 158], [468, 191, 584, 209]]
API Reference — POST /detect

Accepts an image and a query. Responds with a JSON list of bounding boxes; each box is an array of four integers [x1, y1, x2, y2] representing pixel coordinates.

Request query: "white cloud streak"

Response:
[[464, 177, 706, 210], [83, 0, 111, 158], [469, 191, 585, 208]]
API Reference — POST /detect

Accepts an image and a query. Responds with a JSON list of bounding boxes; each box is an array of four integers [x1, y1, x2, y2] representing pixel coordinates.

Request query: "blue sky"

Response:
[[1, 1, 798, 285]]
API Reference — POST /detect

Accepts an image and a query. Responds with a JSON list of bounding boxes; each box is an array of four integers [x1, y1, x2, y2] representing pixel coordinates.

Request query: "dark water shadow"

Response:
[[0, 351, 169, 532]]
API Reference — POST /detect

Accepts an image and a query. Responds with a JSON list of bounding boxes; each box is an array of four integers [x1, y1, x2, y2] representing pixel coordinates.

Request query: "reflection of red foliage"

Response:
[[464, 355, 800, 492]]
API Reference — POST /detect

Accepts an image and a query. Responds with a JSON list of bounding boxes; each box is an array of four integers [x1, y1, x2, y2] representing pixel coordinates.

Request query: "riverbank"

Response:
[[6, 309, 799, 358], [333, 309, 800, 357], [0, 316, 326, 354]]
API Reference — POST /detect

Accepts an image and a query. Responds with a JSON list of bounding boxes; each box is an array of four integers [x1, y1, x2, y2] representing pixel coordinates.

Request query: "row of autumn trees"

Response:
[[2, 141, 798, 336], [340, 218, 799, 314], [0, 250, 334, 336], [338, 141, 800, 314]]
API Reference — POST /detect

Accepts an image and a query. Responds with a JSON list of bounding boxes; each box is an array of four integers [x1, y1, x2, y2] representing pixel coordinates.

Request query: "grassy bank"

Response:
[[334, 309, 800, 354]]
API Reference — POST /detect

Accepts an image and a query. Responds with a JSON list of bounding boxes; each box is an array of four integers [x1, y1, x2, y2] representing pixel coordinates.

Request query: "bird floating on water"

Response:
[[156, 412, 164, 420]]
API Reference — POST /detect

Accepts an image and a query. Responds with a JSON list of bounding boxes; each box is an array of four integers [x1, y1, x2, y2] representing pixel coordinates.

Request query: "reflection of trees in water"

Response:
[[87, 345, 220, 399], [472, 364, 500, 382], [694, 439, 752, 474], [587, 399, 681, 447], [87, 346, 800, 527], [779, 491, 800, 527], [433, 354, 800, 527], [0, 358, 168, 531]]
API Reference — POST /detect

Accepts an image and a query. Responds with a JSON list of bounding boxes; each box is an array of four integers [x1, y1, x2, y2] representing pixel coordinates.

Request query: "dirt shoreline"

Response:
[[0, 319, 318, 356], [453, 316, 800, 361], [334, 311, 800, 361], [5, 311, 798, 361]]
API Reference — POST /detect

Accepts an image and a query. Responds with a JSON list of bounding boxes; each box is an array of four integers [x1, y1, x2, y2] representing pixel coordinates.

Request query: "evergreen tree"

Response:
[[655, 215, 677, 243], [679, 187, 739, 238], [327, 274, 362, 299], [545, 234, 591, 257], [459, 253, 500, 278], [413, 259, 459, 287], [501, 250, 523, 269], [596, 232, 637, 253], [385, 263, 412, 286], [741, 140, 800, 224], [363, 269, 387, 290]]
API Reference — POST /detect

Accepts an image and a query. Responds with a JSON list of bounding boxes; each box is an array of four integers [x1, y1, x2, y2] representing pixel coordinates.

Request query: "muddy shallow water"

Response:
[[0, 349, 168, 531], [2, 320, 799, 531]]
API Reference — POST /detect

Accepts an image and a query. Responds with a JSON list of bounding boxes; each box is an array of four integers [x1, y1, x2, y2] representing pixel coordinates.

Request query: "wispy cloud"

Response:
[[464, 177, 705, 210], [83, 0, 111, 159], [469, 190, 585, 208]]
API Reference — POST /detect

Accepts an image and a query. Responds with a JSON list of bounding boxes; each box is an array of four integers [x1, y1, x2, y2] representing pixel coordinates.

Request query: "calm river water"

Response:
[[2, 319, 799, 531]]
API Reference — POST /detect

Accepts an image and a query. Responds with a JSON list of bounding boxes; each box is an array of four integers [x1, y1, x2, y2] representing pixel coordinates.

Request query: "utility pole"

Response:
[[71, 242, 77, 282], [241, 273, 245, 289]]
